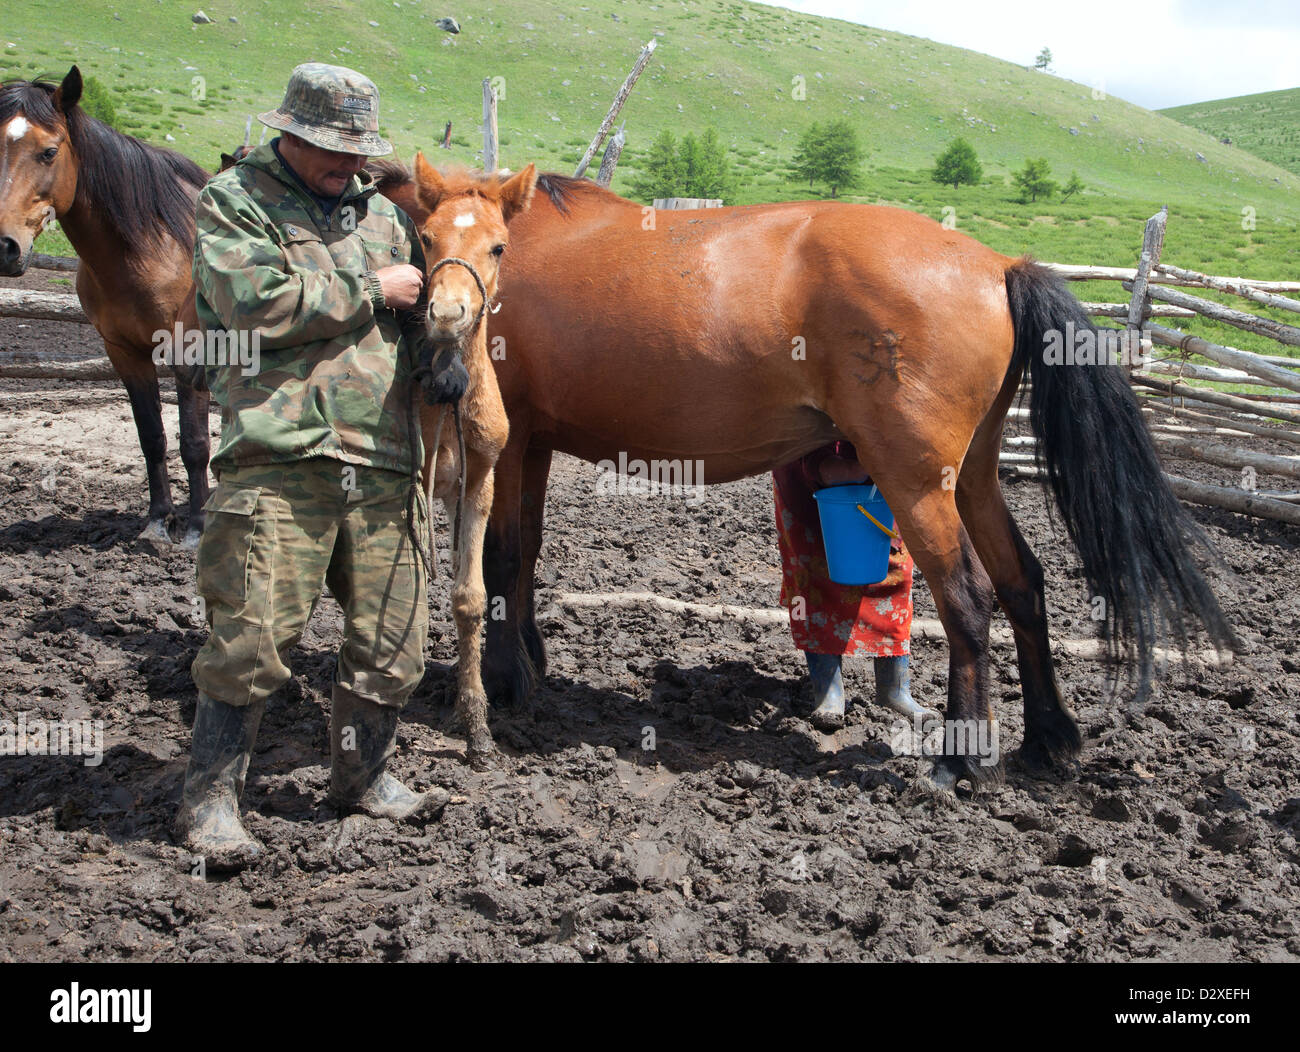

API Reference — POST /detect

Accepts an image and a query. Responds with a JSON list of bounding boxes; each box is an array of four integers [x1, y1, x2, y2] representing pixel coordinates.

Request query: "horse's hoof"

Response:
[[138, 519, 172, 546], [905, 764, 961, 809], [180, 528, 203, 550]]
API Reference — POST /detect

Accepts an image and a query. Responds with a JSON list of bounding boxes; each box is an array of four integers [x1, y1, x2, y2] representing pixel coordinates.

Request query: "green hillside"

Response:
[[1162, 88, 1300, 179], [3, 0, 1298, 296]]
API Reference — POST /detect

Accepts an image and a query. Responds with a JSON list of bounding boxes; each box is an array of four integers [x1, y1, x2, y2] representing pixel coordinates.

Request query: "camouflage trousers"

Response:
[[191, 458, 428, 709]]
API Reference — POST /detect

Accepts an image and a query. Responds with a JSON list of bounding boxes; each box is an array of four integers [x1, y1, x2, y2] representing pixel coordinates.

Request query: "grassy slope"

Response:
[[1162, 88, 1300, 179], [3, 0, 1296, 367]]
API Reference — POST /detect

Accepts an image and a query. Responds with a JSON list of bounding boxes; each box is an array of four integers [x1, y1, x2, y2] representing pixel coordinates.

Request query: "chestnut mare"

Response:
[[375, 162, 1235, 789], [405, 155, 538, 765], [0, 67, 211, 544]]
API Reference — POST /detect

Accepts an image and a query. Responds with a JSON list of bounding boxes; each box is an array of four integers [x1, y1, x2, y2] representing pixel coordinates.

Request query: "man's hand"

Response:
[[376, 264, 424, 309]]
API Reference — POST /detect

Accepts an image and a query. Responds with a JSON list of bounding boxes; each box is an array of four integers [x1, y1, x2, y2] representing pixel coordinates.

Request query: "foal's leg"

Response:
[[108, 340, 174, 543], [450, 451, 497, 767], [176, 373, 211, 548], [518, 444, 553, 676], [483, 432, 537, 710], [957, 406, 1082, 774]]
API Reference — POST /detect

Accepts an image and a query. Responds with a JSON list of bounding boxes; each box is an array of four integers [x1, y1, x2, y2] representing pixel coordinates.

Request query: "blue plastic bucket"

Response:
[[812, 484, 897, 586]]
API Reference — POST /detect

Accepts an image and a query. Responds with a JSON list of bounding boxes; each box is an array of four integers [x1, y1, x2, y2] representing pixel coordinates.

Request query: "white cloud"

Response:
[[749, 0, 1300, 108]]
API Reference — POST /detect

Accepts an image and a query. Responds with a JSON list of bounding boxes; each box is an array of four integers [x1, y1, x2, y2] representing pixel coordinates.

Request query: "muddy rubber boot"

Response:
[[175, 692, 265, 871], [874, 655, 934, 719], [328, 686, 449, 821], [806, 651, 846, 731]]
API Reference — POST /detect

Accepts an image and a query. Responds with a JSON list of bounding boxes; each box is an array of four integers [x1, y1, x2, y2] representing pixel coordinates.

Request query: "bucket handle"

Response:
[[857, 503, 900, 539]]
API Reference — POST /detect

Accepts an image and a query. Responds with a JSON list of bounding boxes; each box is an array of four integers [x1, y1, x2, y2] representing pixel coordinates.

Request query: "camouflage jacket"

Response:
[[193, 143, 425, 476]]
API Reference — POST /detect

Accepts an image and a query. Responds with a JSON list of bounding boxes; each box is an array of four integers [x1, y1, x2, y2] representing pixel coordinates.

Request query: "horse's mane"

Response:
[[365, 158, 632, 217], [0, 77, 210, 248]]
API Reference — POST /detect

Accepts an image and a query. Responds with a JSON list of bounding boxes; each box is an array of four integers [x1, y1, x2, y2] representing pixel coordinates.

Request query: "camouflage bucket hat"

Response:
[[258, 63, 392, 157]]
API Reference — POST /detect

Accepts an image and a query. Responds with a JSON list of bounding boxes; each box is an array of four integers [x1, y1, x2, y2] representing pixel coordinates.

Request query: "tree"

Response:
[[1034, 47, 1053, 72], [628, 129, 683, 202], [931, 138, 983, 190], [693, 127, 738, 201], [628, 127, 741, 204], [789, 122, 822, 190], [790, 120, 864, 198], [818, 119, 864, 198], [81, 76, 120, 129], [1012, 157, 1057, 203], [1060, 170, 1085, 201]]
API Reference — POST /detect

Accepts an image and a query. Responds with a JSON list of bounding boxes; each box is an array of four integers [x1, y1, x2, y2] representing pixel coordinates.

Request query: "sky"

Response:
[[750, 0, 1300, 110]]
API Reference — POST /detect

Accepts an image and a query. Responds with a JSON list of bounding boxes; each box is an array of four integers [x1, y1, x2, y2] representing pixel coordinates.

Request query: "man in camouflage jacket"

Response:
[[177, 64, 465, 868]]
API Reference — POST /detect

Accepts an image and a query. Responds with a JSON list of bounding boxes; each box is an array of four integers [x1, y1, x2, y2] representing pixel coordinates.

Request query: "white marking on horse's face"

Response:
[[5, 117, 30, 141], [453, 212, 475, 228]]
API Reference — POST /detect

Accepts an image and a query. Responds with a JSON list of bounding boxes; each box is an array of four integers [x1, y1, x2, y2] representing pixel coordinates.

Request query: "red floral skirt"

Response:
[[773, 459, 913, 657]]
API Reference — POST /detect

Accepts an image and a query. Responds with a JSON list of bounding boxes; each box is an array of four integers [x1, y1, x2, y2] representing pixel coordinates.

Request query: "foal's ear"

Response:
[[54, 66, 83, 112], [413, 151, 448, 214], [498, 164, 538, 225]]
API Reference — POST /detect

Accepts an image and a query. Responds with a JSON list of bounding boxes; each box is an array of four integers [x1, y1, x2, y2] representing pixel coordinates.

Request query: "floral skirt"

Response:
[[773, 462, 913, 657]]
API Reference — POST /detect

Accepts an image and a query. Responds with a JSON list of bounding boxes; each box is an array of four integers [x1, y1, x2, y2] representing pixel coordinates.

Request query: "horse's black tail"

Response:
[[1005, 258, 1237, 703]]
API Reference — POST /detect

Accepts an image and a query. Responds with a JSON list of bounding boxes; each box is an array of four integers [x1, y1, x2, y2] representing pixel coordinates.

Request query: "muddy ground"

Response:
[[1, 295, 1298, 962]]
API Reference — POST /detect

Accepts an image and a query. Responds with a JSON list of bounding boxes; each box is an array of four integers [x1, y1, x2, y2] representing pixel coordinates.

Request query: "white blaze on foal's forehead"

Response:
[[453, 211, 475, 228], [5, 116, 31, 141]]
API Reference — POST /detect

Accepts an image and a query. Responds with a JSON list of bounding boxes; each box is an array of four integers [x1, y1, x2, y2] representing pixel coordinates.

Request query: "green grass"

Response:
[[3, 0, 1296, 383], [1162, 88, 1300, 179]]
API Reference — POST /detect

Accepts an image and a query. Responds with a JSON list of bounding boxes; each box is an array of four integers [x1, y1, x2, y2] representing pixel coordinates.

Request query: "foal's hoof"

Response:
[[180, 527, 203, 550], [466, 728, 498, 770], [138, 518, 173, 547]]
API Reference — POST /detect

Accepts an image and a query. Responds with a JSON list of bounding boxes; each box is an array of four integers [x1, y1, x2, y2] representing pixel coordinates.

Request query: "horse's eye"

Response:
[[491, 244, 506, 258], [421, 234, 432, 248], [40, 146, 58, 163]]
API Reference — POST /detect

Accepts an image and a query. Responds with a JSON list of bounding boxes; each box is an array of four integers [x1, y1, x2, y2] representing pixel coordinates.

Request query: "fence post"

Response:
[[482, 78, 499, 173], [1126, 206, 1167, 377]]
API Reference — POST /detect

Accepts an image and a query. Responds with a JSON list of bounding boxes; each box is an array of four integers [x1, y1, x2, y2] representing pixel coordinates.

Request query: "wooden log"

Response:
[[551, 591, 1227, 664], [1044, 262, 1300, 292], [1138, 360, 1268, 387], [1129, 373, 1300, 425], [1152, 433, 1300, 481], [1164, 473, 1300, 526], [574, 39, 656, 179], [1082, 301, 1194, 319], [1126, 207, 1167, 377], [29, 253, 78, 272], [1131, 282, 1300, 348], [1139, 398, 1300, 448], [0, 357, 118, 380], [1145, 322, 1300, 393], [595, 121, 626, 189], [652, 198, 724, 210], [0, 289, 89, 323], [0, 355, 173, 380], [481, 78, 499, 174], [1153, 263, 1300, 314]]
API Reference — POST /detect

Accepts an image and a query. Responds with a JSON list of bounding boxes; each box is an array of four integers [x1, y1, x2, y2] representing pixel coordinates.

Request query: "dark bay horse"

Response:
[[374, 163, 1238, 789], [0, 67, 211, 544]]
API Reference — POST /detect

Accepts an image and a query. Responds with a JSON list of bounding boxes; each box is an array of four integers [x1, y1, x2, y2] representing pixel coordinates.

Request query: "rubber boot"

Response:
[[874, 655, 933, 719], [175, 692, 265, 870], [805, 651, 846, 731], [327, 685, 449, 821]]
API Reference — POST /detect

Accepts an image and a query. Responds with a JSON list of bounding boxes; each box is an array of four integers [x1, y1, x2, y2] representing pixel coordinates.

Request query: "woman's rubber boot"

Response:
[[328, 686, 449, 821], [873, 655, 934, 719], [175, 692, 265, 871], [805, 651, 846, 731]]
